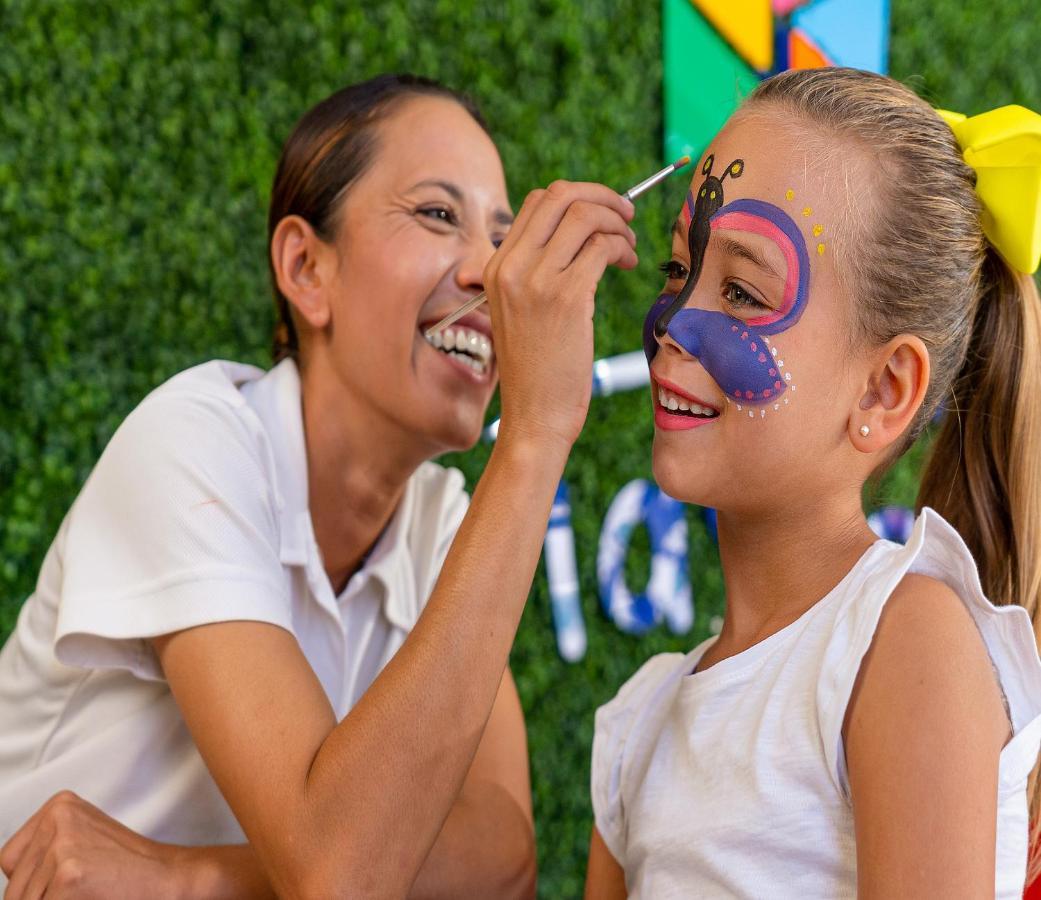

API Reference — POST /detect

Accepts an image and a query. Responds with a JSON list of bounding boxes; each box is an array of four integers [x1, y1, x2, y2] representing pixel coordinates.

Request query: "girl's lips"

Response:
[[652, 374, 720, 413], [651, 374, 721, 431]]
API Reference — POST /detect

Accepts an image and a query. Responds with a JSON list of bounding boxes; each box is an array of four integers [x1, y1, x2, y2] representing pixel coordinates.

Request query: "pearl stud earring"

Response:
[[859, 425, 870, 437]]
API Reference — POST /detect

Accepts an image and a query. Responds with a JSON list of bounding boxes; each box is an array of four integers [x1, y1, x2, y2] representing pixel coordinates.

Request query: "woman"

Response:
[[0, 74, 639, 897]]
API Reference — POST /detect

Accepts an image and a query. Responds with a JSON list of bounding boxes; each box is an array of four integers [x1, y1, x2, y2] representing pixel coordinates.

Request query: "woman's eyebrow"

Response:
[[409, 178, 465, 201], [716, 235, 783, 279]]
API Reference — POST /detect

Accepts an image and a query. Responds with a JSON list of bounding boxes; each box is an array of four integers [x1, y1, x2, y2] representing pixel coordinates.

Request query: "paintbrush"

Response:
[[423, 155, 692, 337]]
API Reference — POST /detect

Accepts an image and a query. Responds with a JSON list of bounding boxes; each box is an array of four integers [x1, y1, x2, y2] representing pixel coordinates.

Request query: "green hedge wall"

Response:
[[2, 1, 1039, 896]]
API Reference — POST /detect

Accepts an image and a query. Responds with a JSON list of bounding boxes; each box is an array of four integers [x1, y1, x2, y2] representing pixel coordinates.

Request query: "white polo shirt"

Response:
[[0, 358, 469, 859]]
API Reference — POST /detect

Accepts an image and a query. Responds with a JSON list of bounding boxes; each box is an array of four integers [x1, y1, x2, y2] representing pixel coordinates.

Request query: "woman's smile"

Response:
[[420, 312, 496, 383]]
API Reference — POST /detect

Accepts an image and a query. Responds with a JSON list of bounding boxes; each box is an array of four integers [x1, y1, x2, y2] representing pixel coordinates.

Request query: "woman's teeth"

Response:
[[658, 386, 719, 417], [425, 325, 493, 376]]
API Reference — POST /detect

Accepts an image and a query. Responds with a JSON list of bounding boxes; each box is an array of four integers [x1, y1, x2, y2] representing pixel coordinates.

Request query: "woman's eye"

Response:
[[658, 260, 689, 281], [418, 206, 458, 226], [724, 281, 769, 311]]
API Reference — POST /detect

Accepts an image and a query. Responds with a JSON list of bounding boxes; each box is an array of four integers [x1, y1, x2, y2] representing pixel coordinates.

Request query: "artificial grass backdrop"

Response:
[[2, 1, 1039, 895]]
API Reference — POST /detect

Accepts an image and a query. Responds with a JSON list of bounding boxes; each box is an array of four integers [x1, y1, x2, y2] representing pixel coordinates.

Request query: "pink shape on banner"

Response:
[[773, 0, 809, 13]]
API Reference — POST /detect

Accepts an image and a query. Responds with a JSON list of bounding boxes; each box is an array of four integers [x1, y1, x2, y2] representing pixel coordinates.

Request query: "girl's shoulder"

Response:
[[822, 507, 1041, 797]]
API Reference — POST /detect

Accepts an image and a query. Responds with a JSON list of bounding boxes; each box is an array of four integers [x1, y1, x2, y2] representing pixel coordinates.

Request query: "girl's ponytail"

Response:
[[918, 247, 1041, 880]]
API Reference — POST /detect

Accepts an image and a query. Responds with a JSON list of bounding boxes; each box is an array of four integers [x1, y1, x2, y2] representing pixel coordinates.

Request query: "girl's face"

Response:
[[647, 113, 867, 514], [317, 96, 511, 455]]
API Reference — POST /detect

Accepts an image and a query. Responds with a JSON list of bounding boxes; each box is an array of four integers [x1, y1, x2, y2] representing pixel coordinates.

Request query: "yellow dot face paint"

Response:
[[813, 224, 823, 236], [785, 189, 795, 201], [802, 207, 812, 217], [817, 243, 826, 255]]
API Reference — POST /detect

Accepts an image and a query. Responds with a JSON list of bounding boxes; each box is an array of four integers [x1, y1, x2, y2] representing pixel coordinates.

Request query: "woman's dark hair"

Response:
[[267, 74, 491, 364]]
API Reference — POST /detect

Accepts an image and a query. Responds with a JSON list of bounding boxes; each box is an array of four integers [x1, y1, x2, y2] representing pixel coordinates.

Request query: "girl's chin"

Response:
[[650, 442, 715, 507]]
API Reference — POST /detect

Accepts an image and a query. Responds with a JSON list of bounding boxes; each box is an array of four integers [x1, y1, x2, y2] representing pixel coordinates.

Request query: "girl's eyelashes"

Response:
[[723, 279, 771, 312], [658, 259, 689, 281]]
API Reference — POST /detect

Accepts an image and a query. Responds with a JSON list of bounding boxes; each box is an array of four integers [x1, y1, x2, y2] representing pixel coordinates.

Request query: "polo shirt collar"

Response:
[[241, 359, 419, 632]]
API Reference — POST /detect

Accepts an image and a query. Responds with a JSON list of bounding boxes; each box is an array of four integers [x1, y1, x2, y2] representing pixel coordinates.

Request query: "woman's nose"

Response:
[[455, 232, 497, 294]]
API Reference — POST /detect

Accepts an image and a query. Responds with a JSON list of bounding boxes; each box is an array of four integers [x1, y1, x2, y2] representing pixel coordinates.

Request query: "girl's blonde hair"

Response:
[[746, 67, 1041, 882]]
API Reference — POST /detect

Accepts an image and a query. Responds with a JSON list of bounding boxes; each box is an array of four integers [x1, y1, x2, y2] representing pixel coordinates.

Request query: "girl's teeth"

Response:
[[443, 329, 456, 350], [658, 385, 718, 417]]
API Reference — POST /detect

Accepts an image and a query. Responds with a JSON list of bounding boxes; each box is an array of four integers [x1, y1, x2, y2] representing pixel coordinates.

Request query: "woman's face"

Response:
[[647, 112, 869, 514], [318, 96, 511, 455]]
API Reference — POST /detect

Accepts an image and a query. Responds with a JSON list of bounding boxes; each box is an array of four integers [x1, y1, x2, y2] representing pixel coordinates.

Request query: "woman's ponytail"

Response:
[[918, 247, 1041, 880]]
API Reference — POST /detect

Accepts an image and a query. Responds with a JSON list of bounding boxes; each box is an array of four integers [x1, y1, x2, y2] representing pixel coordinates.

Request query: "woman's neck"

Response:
[[300, 367, 435, 596], [710, 492, 878, 658]]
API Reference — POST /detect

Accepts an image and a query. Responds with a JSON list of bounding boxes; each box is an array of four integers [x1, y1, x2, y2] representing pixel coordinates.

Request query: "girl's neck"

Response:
[[300, 365, 436, 596], [710, 493, 879, 659]]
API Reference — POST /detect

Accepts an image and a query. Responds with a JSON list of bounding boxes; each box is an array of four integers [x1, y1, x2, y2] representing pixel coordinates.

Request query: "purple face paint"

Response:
[[645, 170, 812, 406]]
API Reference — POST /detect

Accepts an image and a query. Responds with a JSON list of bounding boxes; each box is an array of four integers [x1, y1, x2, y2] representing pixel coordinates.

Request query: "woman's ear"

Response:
[[850, 334, 930, 453], [270, 215, 333, 331]]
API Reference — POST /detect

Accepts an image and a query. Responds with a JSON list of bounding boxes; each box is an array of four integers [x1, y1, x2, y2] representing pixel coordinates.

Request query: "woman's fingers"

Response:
[[2, 819, 52, 900], [539, 200, 637, 273], [518, 180, 634, 251], [568, 232, 641, 290], [16, 850, 57, 900], [489, 188, 547, 257], [0, 814, 37, 877]]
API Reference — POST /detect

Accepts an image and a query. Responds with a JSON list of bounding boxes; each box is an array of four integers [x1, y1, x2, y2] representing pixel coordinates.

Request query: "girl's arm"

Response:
[[584, 826, 627, 899], [844, 573, 1011, 897]]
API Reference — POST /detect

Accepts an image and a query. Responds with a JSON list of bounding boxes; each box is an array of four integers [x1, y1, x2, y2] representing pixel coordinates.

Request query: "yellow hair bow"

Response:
[[937, 105, 1041, 275]]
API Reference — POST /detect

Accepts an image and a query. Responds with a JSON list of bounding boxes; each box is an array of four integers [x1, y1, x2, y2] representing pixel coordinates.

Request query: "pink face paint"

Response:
[[644, 165, 811, 407]]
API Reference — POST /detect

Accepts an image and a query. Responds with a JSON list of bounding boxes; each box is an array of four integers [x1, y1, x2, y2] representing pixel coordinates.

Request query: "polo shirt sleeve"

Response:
[[53, 390, 291, 681]]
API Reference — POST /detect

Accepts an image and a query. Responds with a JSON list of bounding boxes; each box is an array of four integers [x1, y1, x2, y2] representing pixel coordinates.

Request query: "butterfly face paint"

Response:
[[644, 157, 813, 410]]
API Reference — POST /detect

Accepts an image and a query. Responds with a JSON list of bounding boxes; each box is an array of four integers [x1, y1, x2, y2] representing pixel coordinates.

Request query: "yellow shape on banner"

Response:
[[691, 0, 774, 72]]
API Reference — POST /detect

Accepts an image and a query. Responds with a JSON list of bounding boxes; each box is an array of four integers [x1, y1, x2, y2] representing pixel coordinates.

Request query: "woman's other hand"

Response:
[[484, 180, 638, 453], [0, 792, 184, 900], [0, 792, 272, 900]]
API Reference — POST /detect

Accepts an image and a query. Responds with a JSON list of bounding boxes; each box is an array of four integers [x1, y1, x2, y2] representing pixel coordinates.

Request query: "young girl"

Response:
[[586, 68, 1041, 898]]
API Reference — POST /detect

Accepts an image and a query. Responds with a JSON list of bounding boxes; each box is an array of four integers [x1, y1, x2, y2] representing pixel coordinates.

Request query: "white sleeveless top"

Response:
[[591, 508, 1041, 899]]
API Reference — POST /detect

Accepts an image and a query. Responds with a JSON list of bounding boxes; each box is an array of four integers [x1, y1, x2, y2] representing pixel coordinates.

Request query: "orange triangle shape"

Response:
[[691, 0, 773, 72], [789, 27, 833, 69]]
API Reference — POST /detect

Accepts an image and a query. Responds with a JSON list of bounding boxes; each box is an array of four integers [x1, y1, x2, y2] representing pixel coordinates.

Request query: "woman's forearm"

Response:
[[170, 778, 534, 900], [408, 779, 536, 900], [296, 435, 563, 896]]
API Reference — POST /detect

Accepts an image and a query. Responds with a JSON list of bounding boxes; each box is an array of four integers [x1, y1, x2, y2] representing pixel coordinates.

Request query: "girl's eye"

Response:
[[418, 206, 458, 226], [724, 280, 770, 311], [658, 260, 689, 281]]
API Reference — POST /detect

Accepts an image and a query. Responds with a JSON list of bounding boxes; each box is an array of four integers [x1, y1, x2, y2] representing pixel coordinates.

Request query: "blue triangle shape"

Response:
[[792, 0, 889, 74]]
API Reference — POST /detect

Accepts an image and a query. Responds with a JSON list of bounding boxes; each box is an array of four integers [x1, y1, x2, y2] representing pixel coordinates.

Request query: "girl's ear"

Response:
[[851, 335, 930, 453], [270, 215, 334, 331]]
